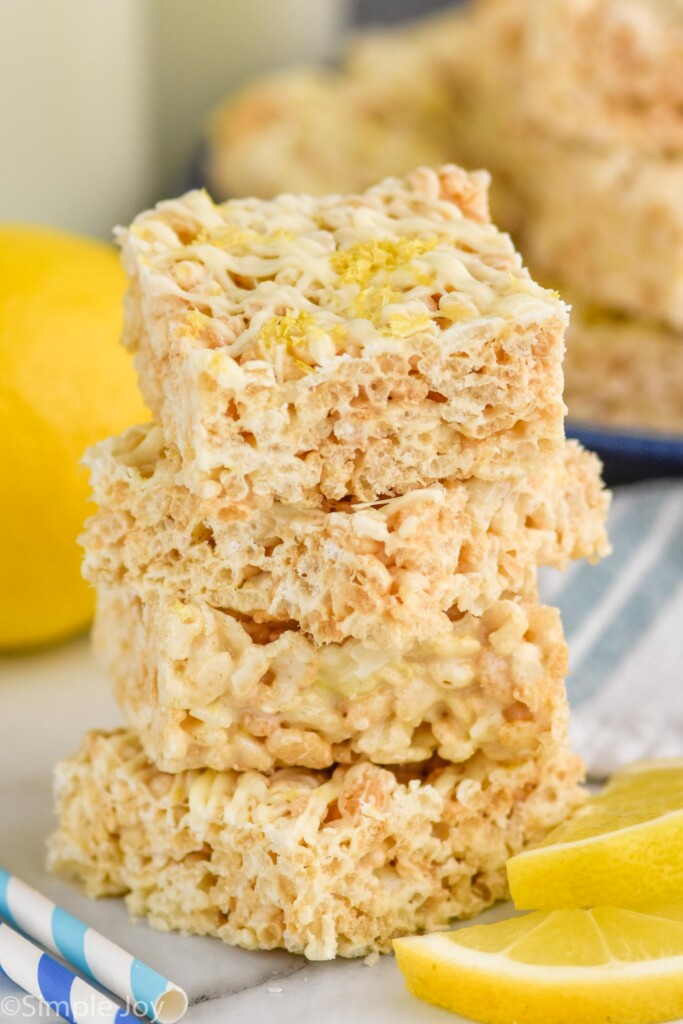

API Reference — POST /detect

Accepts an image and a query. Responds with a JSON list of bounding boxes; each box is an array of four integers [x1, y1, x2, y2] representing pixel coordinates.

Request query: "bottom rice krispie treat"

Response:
[[49, 730, 584, 960]]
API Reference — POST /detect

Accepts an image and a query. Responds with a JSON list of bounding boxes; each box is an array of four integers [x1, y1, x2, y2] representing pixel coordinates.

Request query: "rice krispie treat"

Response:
[[117, 167, 568, 504], [207, 67, 454, 201], [514, 142, 683, 333], [48, 729, 584, 959], [82, 424, 609, 648], [454, 1, 683, 327], [564, 303, 683, 434], [474, 0, 683, 157], [95, 585, 570, 774]]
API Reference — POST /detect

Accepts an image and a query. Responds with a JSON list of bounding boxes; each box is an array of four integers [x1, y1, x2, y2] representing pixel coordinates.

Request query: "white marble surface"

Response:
[[0, 636, 485, 1023]]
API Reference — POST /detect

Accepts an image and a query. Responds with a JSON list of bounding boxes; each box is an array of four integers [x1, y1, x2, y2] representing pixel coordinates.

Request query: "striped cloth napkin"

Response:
[[540, 478, 683, 780]]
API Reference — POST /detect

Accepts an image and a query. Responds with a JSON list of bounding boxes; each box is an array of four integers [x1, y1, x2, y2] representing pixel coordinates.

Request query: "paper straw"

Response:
[[0, 869, 187, 1024], [0, 923, 140, 1023]]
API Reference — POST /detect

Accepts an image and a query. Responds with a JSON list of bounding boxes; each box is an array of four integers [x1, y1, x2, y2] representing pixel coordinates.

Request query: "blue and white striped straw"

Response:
[[0, 923, 139, 1023], [0, 869, 187, 1023]]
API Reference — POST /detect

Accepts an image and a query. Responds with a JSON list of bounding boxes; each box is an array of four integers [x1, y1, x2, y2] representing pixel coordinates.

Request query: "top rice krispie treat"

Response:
[[118, 166, 567, 505]]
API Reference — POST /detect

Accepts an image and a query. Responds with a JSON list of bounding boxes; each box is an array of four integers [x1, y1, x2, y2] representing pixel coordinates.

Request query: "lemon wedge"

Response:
[[394, 903, 683, 1024], [507, 758, 683, 910]]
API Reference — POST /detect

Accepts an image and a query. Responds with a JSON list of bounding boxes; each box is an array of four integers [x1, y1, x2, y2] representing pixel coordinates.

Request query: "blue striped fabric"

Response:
[[539, 479, 683, 779]]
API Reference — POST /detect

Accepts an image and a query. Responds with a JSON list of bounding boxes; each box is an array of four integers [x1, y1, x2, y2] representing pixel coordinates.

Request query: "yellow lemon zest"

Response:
[[380, 312, 433, 338], [196, 225, 260, 250], [182, 309, 211, 339], [330, 236, 440, 289], [440, 299, 476, 322], [259, 309, 317, 351], [172, 600, 196, 624], [352, 283, 402, 321]]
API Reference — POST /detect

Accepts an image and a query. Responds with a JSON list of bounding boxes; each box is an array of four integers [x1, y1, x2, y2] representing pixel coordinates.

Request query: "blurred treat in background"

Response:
[[204, 0, 683, 469], [206, 65, 453, 200], [207, 8, 466, 202], [474, 0, 683, 158], [563, 303, 683, 436]]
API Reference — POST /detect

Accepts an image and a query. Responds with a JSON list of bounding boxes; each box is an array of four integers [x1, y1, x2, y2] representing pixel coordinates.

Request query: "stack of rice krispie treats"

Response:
[[48, 166, 610, 960]]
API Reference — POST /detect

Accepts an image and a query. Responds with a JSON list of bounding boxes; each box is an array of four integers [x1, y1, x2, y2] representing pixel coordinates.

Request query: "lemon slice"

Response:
[[394, 903, 683, 1024], [507, 758, 683, 910]]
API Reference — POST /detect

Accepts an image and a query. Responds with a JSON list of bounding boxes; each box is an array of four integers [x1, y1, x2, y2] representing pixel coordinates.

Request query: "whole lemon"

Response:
[[0, 226, 147, 650]]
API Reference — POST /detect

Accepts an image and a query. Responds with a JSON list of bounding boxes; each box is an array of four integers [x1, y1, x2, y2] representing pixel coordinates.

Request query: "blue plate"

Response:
[[567, 422, 683, 485]]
